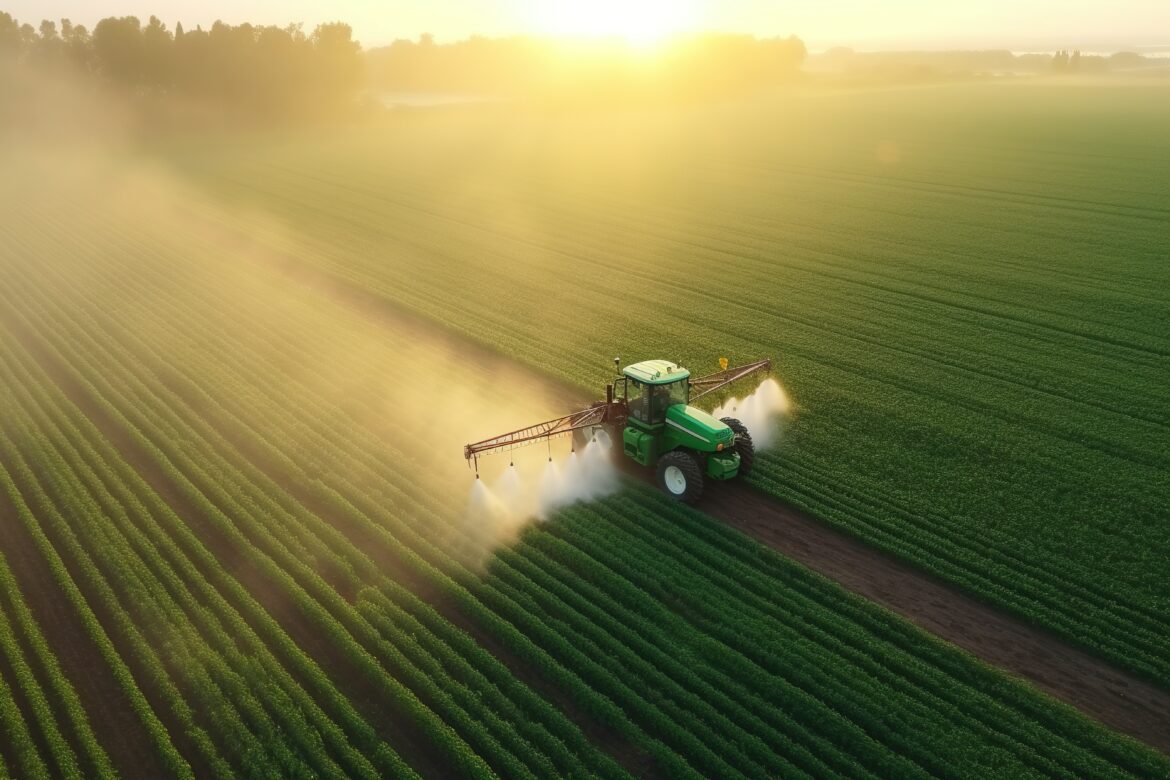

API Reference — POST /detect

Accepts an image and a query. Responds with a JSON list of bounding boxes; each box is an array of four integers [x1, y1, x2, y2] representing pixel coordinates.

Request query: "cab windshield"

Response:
[[629, 379, 689, 425]]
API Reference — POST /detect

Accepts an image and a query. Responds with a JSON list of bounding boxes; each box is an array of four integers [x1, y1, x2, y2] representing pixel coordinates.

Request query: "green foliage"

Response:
[[1, 81, 1169, 778], [1, 11, 363, 118], [161, 81, 1170, 689]]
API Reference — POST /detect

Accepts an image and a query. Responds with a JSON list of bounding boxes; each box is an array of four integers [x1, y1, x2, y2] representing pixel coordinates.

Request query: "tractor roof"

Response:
[[622, 360, 691, 385]]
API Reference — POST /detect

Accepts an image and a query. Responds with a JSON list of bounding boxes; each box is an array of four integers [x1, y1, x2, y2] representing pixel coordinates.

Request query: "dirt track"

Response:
[[302, 254, 1170, 756], [12, 245, 1166, 763], [701, 480, 1170, 754]]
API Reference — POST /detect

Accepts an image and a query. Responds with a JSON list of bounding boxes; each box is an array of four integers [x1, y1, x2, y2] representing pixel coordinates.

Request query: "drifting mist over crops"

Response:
[[5, 9, 1170, 776], [0, 71, 797, 569], [0, 98, 601, 571], [465, 433, 620, 547]]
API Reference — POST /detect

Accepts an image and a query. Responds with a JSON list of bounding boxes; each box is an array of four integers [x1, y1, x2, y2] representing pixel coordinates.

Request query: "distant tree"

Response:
[[0, 12, 21, 67], [60, 19, 93, 72], [253, 23, 312, 114], [18, 22, 35, 51], [1109, 51, 1147, 70], [173, 21, 208, 94], [93, 16, 146, 84], [30, 19, 66, 69], [175, 21, 183, 39], [311, 22, 363, 107], [142, 15, 174, 86]]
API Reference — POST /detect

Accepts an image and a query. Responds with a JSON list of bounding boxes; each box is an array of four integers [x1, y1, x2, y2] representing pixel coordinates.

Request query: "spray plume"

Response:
[[466, 430, 620, 539], [712, 377, 789, 450]]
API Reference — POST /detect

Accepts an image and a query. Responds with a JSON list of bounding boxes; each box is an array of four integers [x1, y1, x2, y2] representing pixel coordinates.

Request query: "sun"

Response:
[[532, 0, 702, 47]]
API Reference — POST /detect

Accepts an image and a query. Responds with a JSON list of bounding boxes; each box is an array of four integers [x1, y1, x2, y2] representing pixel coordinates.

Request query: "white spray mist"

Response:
[[466, 430, 621, 535], [465, 380, 788, 542], [712, 378, 789, 450]]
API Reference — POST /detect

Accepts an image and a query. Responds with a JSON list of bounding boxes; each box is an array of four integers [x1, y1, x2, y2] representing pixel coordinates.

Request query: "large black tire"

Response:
[[657, 450, 704, 503], [720, 417, 755, 476]]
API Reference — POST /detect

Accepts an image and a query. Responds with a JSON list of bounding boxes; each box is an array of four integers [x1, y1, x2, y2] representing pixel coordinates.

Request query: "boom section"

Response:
[[463, 404, 608, 461], [688, 359, 772, 403]]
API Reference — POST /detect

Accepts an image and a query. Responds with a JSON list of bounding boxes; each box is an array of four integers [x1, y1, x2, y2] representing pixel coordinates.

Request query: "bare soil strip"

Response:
[[703, 481, 1170, 754], [1, 266, 662, 779], [273, 259, 1170, 758], [0, 308, 458, 778], [191, 391, 662, 780], [9, 250, 1167, 769], [41, 361, 454, 779], [0, 468, 172, 778]]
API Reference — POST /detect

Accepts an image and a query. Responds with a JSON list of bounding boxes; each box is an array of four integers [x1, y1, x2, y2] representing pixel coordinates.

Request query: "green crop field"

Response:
[[163, 80, 1170, 684], [1, 79, 1169, 778]]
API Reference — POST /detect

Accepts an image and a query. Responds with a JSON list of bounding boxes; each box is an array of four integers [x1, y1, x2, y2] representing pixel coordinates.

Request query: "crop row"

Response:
[[16, 199, 842, 776], [0, 340, 370, 778], [20, 205, 1170, 776], [3, 158, 1170, 780], [1, 216, 711, 778], [25, 224, 959, 776], [0, 293, 499, 777], [0, 219, 631, 776], [171, 116, 1170, 691]]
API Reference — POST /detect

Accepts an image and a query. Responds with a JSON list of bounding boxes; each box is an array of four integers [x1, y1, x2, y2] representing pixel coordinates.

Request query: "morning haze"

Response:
[[1, 2, 1169, 779], [3, 0, 1169, 48]]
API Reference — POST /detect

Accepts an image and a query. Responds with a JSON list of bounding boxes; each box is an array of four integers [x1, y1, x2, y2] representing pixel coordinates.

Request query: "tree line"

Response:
[[366, 33, 807, 97], [2, 9, 809, 117], [0, 12, 362, 117]]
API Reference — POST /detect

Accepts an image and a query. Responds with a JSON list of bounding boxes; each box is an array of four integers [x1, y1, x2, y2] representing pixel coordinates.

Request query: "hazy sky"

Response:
[[5, 0, 1169, 50]]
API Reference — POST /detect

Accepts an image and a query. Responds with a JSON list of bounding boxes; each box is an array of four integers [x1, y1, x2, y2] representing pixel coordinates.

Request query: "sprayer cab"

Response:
[[462, 357, 772, 504], [612, 361, 740, 501]]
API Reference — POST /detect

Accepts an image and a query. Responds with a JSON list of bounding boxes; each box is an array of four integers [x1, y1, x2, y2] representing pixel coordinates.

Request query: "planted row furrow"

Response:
[[613, 490, 1170, 778], [0, 365, 307, 778], [2, 221, 641, 780], [0, 412, 227, 778], [548, 508, 1058, 777], [0, 547, 114, 779], [6, 283, 587, 780], [566, 495, 1158, 777], [0, 325, 416, 779], [2, 216, 739, 776], [0, 281, 499, 779], [0, 347, 373, 780]]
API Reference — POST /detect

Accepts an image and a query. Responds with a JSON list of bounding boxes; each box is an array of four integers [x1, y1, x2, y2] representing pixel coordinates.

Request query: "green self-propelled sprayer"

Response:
[[463, 358, 772, 503]]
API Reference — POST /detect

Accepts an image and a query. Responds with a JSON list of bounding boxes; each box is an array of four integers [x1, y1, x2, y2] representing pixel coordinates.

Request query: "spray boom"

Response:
[[462, 357, 775, 499]]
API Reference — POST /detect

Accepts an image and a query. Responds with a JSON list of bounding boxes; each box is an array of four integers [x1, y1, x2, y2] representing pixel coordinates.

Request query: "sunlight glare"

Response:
[[532, 0, 702, 46]]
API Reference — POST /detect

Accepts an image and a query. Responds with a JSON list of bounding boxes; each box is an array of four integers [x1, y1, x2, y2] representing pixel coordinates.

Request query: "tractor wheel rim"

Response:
[[664, 465, 687, 495]]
